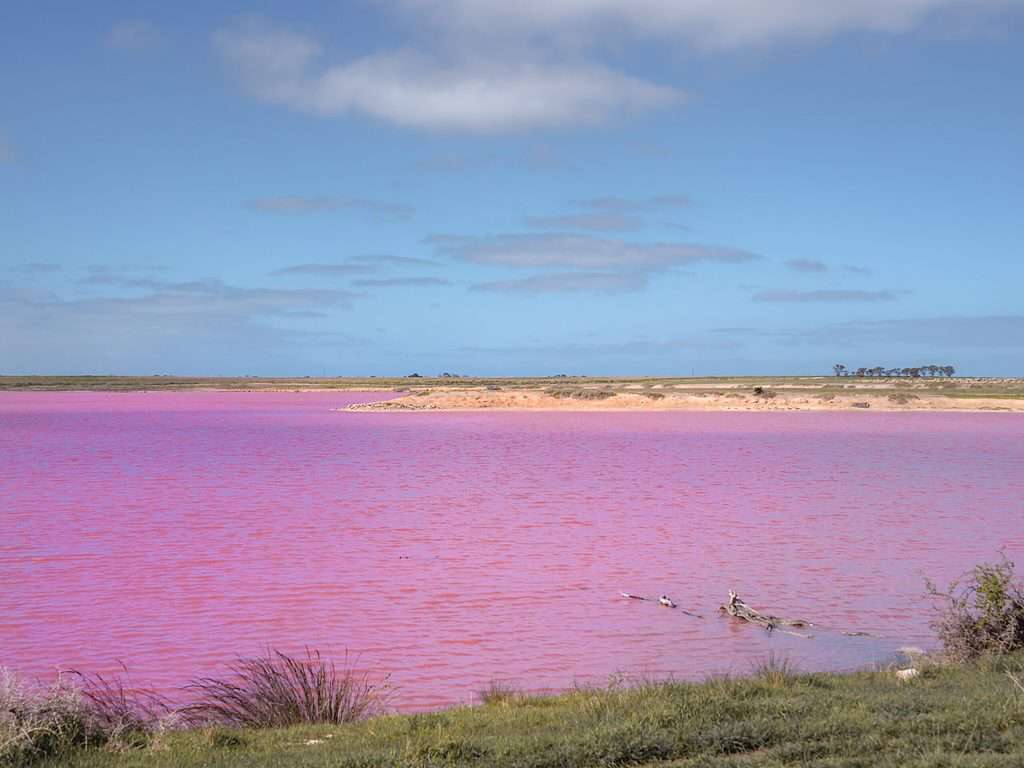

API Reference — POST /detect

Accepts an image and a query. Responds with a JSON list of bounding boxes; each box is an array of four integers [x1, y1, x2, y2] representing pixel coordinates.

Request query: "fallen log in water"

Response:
[[721, 590, 813, 637]]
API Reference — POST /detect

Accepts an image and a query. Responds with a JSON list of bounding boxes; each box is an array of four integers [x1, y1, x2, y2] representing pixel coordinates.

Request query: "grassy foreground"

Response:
[[46, 657, 1024, 768]]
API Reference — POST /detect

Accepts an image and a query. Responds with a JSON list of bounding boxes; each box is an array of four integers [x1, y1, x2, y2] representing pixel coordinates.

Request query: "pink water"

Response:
[[2, 392, 1023, 709]]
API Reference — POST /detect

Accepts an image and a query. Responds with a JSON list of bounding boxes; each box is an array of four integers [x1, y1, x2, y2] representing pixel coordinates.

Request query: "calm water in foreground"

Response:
[[2, 392, 1023, 709]]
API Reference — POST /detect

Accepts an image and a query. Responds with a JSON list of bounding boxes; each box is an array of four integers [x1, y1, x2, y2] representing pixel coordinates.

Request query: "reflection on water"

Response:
[[2, 392, 1022, 709]]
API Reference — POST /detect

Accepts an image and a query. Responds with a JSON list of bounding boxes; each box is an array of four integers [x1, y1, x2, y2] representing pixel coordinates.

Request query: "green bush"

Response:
[[929, 555, 1024, 662], [1, 670, 93, 766], [1, 667, 171, 766], [545, 388, 616, 401]]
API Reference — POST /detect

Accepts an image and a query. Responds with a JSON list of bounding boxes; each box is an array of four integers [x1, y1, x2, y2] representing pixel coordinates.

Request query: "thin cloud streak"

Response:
[[785, 258, 829, 273], [461, 336, 740, 355], [582, 195, 692, 212], [525, 195, 692, 231], [0, 285, 364, 375], [248, 196, 413, 221], [472, 272, 648, 294], [353, 277, 451, 287], [11, 263, 61, 275], [105, 20, 161, 50], [525, 212, 643, 232], [842, 264, 874, 275], [272, 263, 376, 277], [753, 289, 900, 303], [432, 233, 758, 270], [799, 314, 1024, 348], [348, 254, 438, 267], [76, 277, 359, 311]]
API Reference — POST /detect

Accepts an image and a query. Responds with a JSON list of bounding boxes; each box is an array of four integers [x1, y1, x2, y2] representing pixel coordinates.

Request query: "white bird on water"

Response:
[[658, 595, 676, 608]]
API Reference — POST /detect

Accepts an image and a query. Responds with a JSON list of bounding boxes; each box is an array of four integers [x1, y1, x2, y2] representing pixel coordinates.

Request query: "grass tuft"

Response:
[[70, 666, 172, 750], [476, 680, 520, 706], [182, 648, 390, 729], [750, 653, 801, 688]]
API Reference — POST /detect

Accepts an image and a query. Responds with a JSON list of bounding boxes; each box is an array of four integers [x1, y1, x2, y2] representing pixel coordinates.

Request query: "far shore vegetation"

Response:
[[833, 363, 956, 378], [5, 558, 1024, 767]]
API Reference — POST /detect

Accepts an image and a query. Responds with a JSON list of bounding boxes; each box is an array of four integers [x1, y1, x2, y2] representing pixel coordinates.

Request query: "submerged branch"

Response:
[[721, 591, 814, 638], [620, 592, 703, 618]]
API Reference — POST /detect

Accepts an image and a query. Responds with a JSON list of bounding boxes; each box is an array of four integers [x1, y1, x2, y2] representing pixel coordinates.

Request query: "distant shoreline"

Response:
[[3, 375, 1022, 412]]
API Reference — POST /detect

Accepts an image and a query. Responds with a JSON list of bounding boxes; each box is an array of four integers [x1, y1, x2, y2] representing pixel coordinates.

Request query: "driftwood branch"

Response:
[[621, 592, 703, 619], [721, 590, 813, 636]]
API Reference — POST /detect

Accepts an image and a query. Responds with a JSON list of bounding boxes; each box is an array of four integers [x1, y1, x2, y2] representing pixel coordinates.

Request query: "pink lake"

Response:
[[1, 391, 1023, 710]]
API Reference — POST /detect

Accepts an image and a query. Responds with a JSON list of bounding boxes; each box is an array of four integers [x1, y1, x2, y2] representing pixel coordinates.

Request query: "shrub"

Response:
[[545, 388, 616, 401], [752, 387, 776, 399], [887, 393, 920, 404], [0, 670, 93, 766], [183, 649, 390, 728], [1, 666, 172, 765], [928, 555, 1024, 663]]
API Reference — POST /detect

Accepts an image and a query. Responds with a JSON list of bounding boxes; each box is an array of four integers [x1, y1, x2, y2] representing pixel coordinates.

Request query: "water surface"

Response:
[[2, 392, 1022, 709]]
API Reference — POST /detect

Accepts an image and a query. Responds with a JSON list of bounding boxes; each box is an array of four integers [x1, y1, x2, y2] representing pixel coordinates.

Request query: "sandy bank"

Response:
[[346, 386, 1024, 413]]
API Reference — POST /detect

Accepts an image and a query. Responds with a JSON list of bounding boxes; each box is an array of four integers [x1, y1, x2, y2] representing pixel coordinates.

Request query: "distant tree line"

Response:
[[833, 364, 955, 378]]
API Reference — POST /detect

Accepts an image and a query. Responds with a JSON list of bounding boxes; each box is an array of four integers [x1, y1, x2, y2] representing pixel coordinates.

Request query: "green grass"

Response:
[[42, 656, 1024, 768]]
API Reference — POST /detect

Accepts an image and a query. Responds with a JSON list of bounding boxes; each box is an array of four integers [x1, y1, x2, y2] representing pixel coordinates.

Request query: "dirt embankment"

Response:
[[346, 383, 1024, 413]]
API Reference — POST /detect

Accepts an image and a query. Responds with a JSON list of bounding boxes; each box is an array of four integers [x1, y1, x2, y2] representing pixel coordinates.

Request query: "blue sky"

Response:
[[2, 1, 1022, 376]]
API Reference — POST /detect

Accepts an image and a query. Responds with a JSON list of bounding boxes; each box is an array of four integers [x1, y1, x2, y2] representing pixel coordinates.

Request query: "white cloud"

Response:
[[214, 19, 682, 132], [213, 3, 1020, 132], [397, 0, 1021, 49]]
